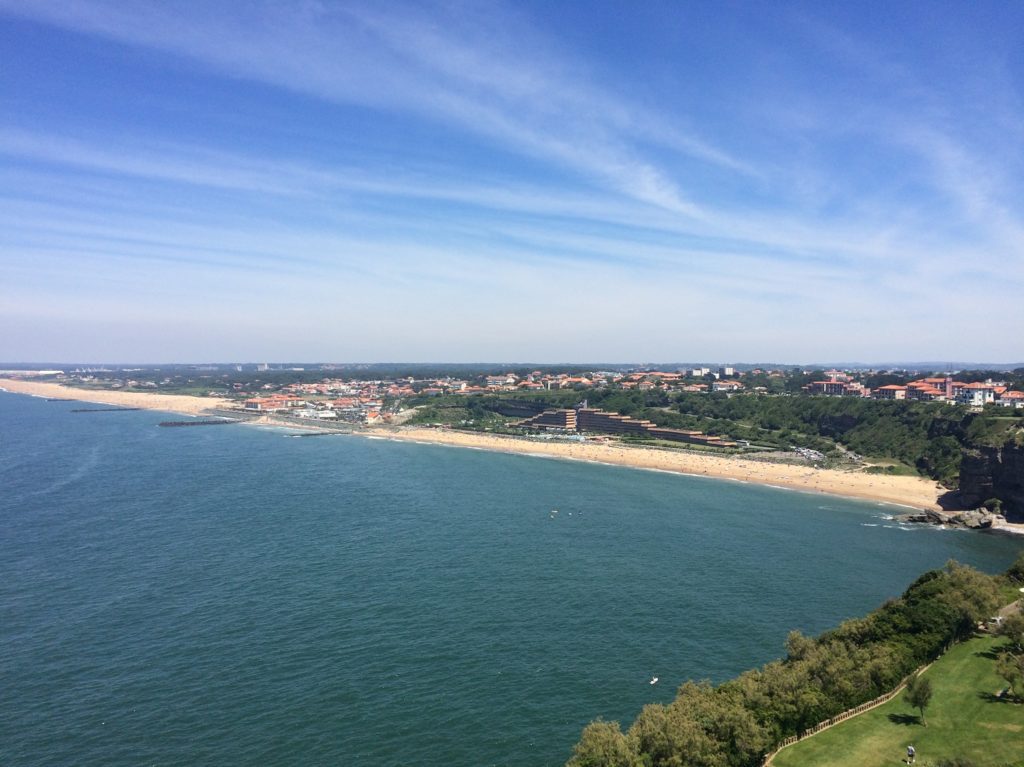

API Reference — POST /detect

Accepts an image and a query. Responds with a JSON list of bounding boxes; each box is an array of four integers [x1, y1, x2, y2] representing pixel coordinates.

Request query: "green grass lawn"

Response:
[[998, 583, 1024, 606], [772, 635, 1024, 767]]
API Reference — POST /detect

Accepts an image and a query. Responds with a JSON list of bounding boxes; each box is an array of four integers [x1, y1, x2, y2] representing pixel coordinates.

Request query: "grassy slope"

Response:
[[772, 635, 1024, 767]]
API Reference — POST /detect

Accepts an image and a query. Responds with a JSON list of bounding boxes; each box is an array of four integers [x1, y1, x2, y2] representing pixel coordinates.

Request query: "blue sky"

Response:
[[1, 1, 1022, 363]]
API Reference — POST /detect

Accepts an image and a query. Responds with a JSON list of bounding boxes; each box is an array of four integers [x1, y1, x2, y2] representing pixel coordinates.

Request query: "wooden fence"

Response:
[[760, 608, 1017, 765], [761, 660, 935, 765]]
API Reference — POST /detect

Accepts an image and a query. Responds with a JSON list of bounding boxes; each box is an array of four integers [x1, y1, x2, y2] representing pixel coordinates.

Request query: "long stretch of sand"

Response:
[[0, 378, 224, 415], [373, 426, 946, 510], [0, 377, 997, 516]]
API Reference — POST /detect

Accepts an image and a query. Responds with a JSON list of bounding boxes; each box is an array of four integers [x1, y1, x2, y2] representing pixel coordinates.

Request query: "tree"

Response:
[[1006, 552, 1024, 584], [626, 702, 719, 767], [567, 720, 639, 767], [998, 613, 1024, 652], [995, 652, 1024, 701], [904, 673, 933, 725], [940, 560, 1001, 640]]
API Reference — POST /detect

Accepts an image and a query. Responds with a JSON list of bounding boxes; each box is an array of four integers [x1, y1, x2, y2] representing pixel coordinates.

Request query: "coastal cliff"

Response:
[[956, 443, 1024, 521]]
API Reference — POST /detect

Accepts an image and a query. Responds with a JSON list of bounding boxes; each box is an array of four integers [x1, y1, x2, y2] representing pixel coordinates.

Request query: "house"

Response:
[[957, 383, 996, 407], [906, 382, 945, 401], [243, 394, 304, 411], [996, 390, 1024, 408], [807, 380, 868, 397], [807, 380, 848, 396], [873, 385, 908, 400]]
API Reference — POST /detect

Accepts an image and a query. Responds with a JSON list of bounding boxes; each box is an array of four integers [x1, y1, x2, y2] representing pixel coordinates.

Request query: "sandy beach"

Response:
[[0, 378, 224, 415], [373, 426, 946, 510], [5, 377, 1021, 528]]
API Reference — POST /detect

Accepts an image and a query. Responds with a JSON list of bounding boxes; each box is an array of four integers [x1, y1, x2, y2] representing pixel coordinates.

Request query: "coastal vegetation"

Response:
[[406, 388, 1024, 488], [566, 556, 1024, 767], [771, 634, 1024, 767], [17, 364, 1024, 499]]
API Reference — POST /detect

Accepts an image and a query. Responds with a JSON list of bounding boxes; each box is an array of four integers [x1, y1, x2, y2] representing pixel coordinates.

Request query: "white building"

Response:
[[957, 387, 994, 407]]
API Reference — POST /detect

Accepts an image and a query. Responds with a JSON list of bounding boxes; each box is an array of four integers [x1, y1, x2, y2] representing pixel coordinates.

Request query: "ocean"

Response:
[[1, 392, 1021, 766]]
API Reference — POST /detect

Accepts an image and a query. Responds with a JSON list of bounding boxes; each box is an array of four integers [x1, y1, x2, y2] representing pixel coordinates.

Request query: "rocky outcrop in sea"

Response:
[[897, 508, 1007, 530]]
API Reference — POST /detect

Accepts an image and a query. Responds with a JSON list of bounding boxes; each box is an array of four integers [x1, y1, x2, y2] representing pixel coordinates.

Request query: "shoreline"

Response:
[[5, 378, 1023, 533], [0, 377, 223, 415], [359, 425, 946, 510]]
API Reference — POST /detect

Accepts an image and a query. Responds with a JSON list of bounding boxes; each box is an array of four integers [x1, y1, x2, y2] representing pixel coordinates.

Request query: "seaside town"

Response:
[[7, 360, 1022, 526], [9, 363, 1021, 428], [7, 5, 1024, 767], [1, 363, 1020, 501]]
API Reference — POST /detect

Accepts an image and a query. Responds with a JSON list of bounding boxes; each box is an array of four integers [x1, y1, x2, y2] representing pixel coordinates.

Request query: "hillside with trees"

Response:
[[566, 557, 1024, 767], [406, 387, 1024, 489]]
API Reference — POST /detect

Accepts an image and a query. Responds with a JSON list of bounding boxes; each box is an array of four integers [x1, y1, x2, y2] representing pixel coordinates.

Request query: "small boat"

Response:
[[649, 677, 659, 685]]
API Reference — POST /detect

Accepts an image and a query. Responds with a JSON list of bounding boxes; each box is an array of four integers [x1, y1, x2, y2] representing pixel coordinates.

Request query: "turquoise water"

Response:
[[1, 392, 1021, 766]]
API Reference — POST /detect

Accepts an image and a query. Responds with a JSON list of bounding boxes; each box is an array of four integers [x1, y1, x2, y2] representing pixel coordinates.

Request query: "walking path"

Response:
[[763, 596, 1022, 765]]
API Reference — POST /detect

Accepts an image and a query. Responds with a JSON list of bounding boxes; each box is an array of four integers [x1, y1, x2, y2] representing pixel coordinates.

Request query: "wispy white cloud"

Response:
[[785, 8, 1024, 252], [0, 0, 744, 217], [1, 1, 1022, 361], [6, 1, 1021, 253], [1, 126, 989, 276]]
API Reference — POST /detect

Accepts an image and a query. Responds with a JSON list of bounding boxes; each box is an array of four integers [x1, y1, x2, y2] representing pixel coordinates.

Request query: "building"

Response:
[[906, 382, 945, 401], [807, 380, 848, 396], [956, 383, 996, 407], [517, 409, 577, 431], [822, 369, 852, 382], [807, 380, 869, 397], [997, 391, 1024, 408], [873, 385, 907, 400], [575, 408, 655, 436], [243, 394, 304, 411], [519, 407, 736, 447]]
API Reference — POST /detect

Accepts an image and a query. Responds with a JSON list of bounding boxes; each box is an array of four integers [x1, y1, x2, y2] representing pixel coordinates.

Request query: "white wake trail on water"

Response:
[[27, 443, 102, 498]]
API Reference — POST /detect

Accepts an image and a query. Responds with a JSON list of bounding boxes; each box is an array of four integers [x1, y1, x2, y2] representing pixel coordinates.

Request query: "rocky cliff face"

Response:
[[957, 444, 1024, 520]]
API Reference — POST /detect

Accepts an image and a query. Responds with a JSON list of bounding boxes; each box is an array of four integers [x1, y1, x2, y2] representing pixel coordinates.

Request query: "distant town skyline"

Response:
[[1, 1, 1022, 362]]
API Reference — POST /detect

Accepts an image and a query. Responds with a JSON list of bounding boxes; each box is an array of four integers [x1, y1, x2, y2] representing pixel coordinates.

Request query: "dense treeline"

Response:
[[567, 559, 1016, 767], [438, 389, 1022, 486], [668, 394, 972, 483]]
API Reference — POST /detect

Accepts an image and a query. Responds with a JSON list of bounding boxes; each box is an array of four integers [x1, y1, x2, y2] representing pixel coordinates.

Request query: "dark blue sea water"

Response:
[[1, 392, 1021, 766]]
